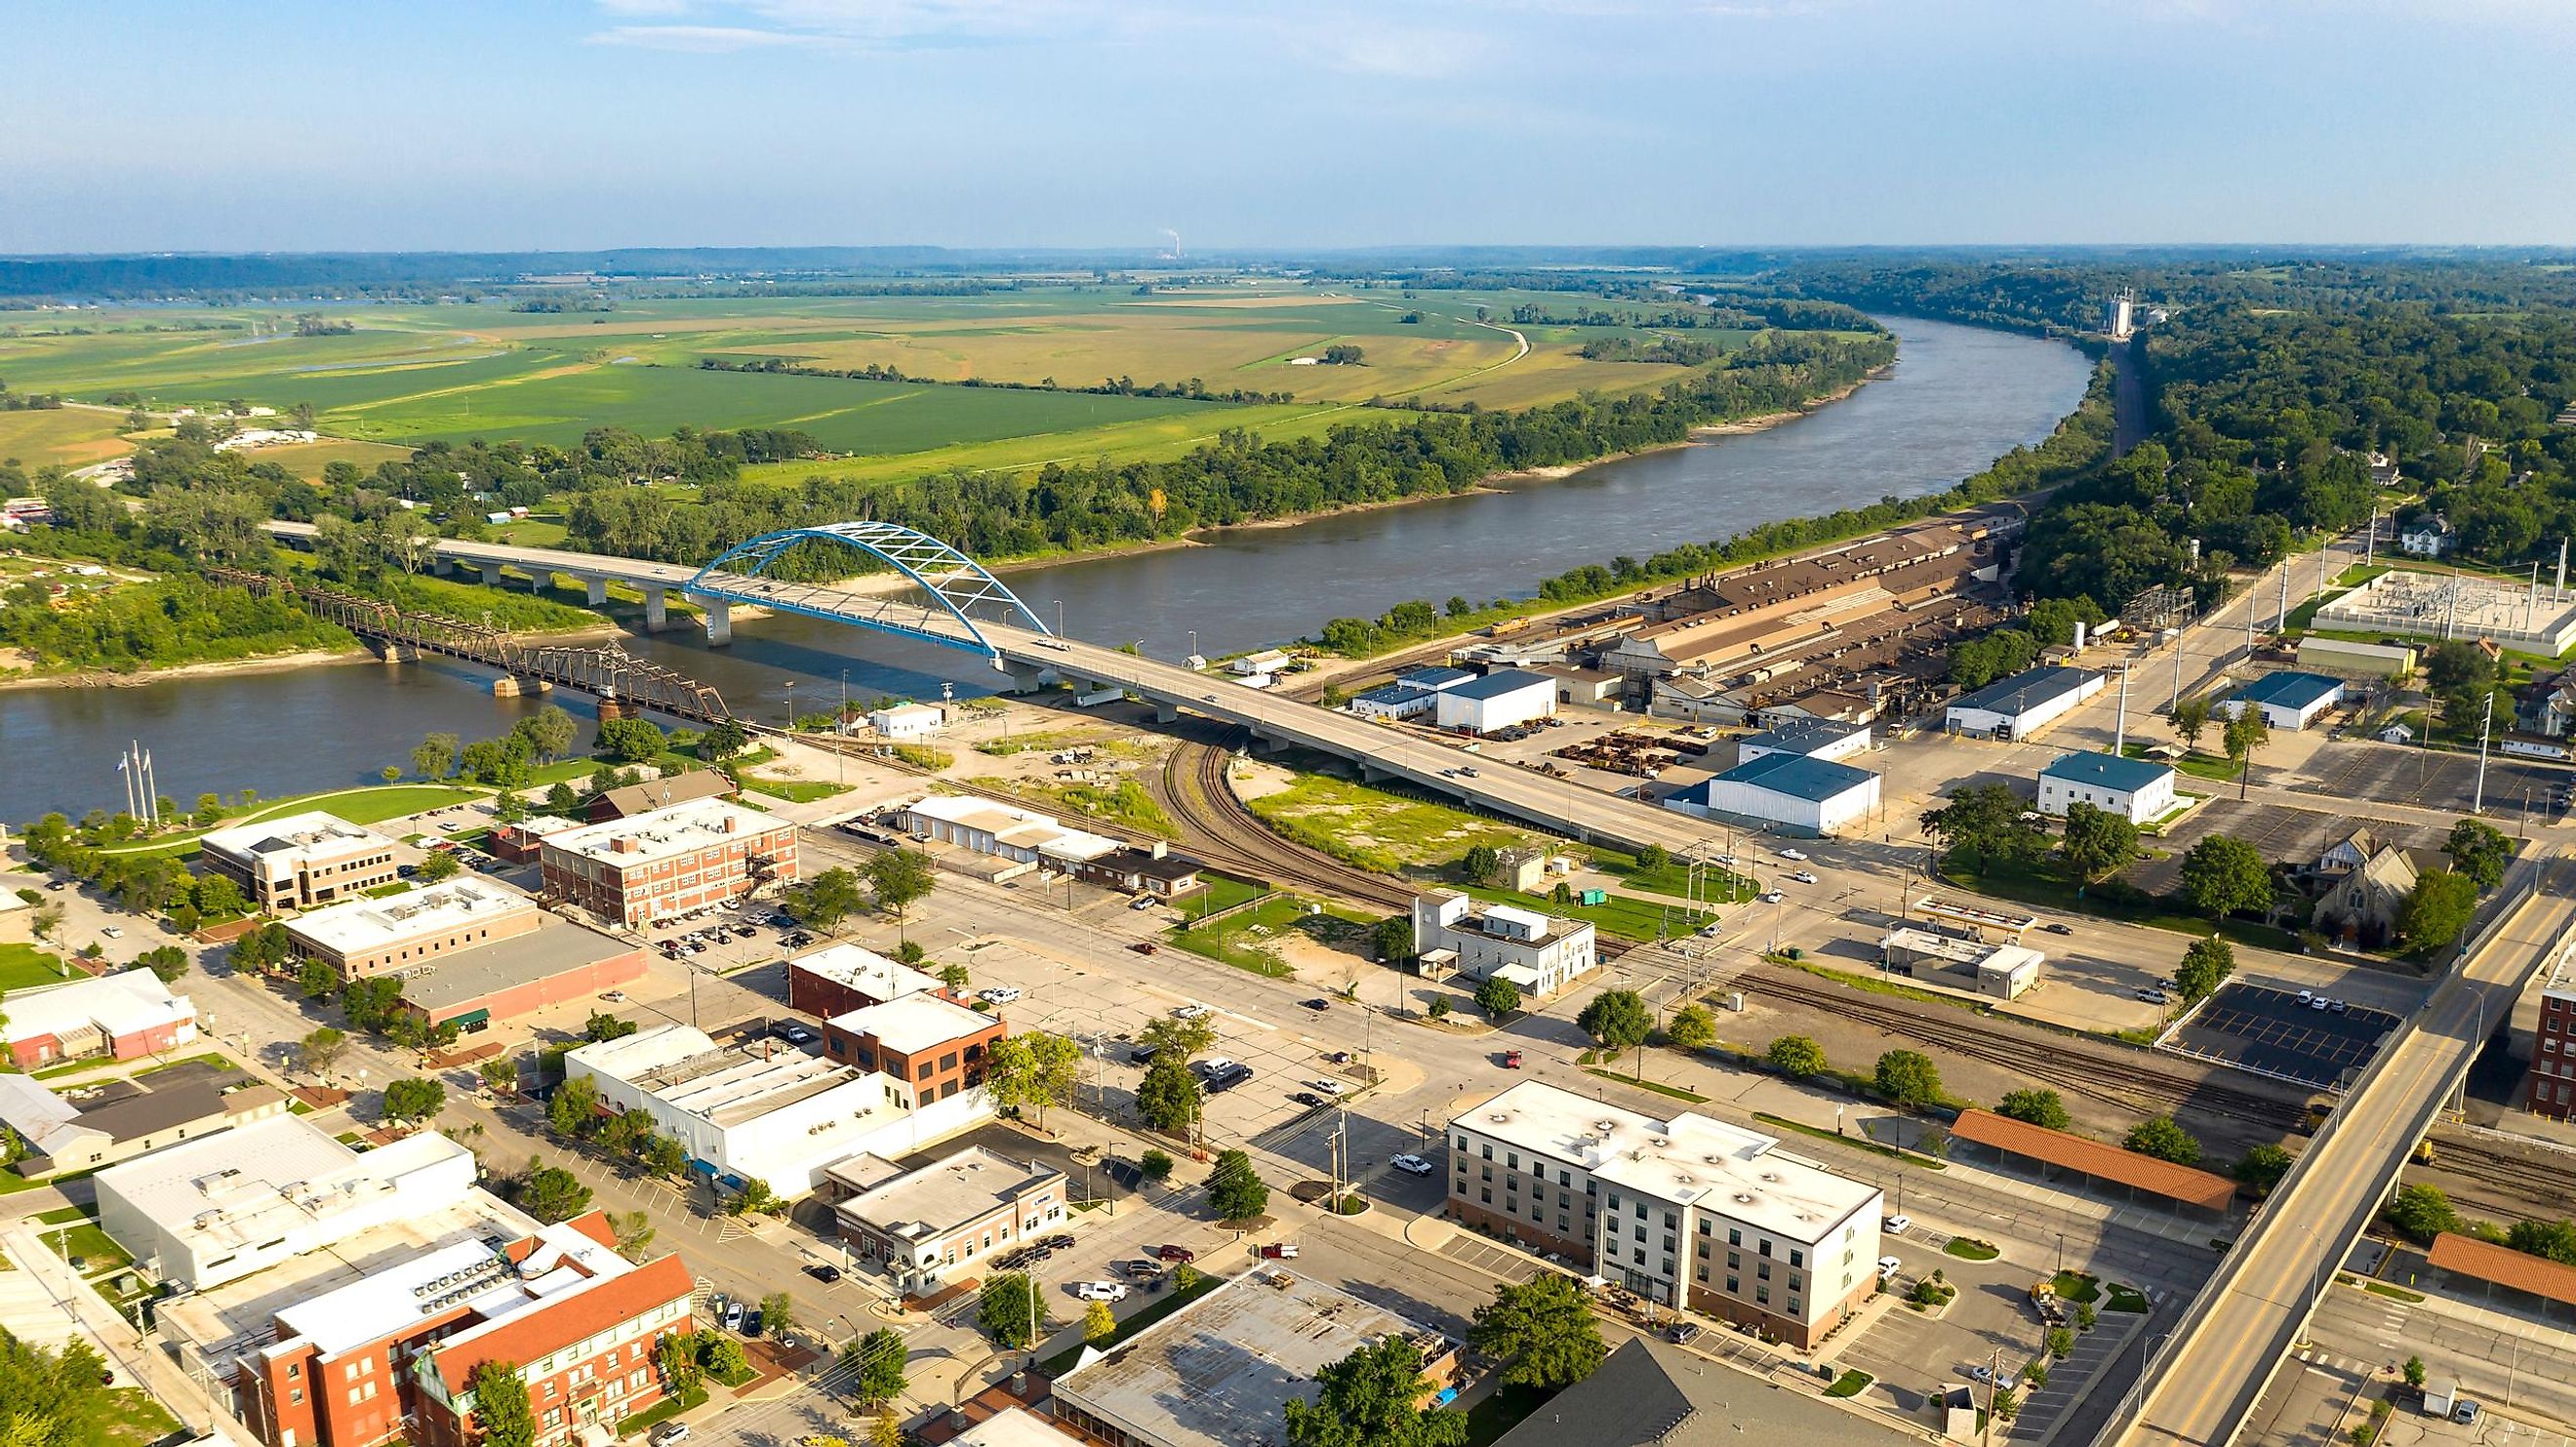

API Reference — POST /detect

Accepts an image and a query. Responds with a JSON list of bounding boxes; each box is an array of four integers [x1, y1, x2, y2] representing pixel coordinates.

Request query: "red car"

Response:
[[1152, 1244, 1196, 1264], [1503, 1050, 1523, 1069], [1259, 1243, 1301, 1260]]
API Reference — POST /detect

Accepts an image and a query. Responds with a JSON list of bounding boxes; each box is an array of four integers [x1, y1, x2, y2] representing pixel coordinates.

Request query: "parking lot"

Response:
[[2290, 740, 2568, 819], [1829, 1245, 2055, 1415], [2126, 797, 2449, 900], [2166, 983, 2402, 1089]]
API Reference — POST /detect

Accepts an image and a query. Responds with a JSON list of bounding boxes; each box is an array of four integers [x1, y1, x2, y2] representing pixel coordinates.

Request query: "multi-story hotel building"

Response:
[[538, 798, 799, 927], [1446, 1081, 1882, 1347], [200, 812, 402, 911], [2526, 986, 2576, 1117]]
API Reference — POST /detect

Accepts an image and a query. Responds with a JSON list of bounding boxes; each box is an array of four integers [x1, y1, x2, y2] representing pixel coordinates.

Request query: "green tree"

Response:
[[1284, 1336, 1468, 1447], [413, 731, 460, 781], [2059, 801, 2141, 885], [1371, 916, 1413, 964], [700, 717, 751, 760], [1139, 1148, 1175, 1182], [1208, 1148, 1269, 1221], [1137, 1054, 1203, 1135], [189, 871, 245, 919], [2223, 707, 2271, 795], [2178, 834, 2272, 919], [1920, 783, 2045, 876], [983, 1031, 1082, 1127], [784, 866, 867, 936], [2396, 868, 2479, 953], [1995, 1088, 2070, 1132], [469, 1360, 536, 1447], [612, 1210, 657, 1261], [1474, 976, 1522, 1020], [870, 1409, 903, 1447], [595, 717, 666, 763], [940, 961, 973, 993], [548, 1075, 601, 1139], [2174, 935, 2237, 1003], [865, 849, 939, 936], [845, 1326, 908, 1406], [296, 957, 340, 1001], [2045, 1326, 2076, 1359], [514, 1159, 592, 1224], [643, 1134, 688, 1179], [1460, 845, 1501, 885], [2402, 1355, 2427, 1388], [978, 1272, 1045, 1348], [2506, 1219, 2576, 1266], [659, 1334, 704, 1397], [1875, 1050, 1945, 1108], [1635, 843, 1670, 871], [1578, 988, 1655, 1074], [2170, 695, 2212, 754], [1467, 1274, 1607, 1390], [416, 850, 462, 883], [1084, 1298, 1117, 1344], [698, 1334, 749, 1383], [2124, 1114, 2202, 1165], [1766, 1034, 1828, 1077], [758, 1291, 796, 1339], [515, 703, 578, 764], [1140, 1014, 1218, 1060], [2443, 818, 2514, 891], [133, 944, 189, 985], [381, 1077, 446, 1124], [731, 1177, 782, 1216], [584, 1011, 638, 1042], [2234, 1144, 2294, 1197], [1666, 1002, 1716, 1052]]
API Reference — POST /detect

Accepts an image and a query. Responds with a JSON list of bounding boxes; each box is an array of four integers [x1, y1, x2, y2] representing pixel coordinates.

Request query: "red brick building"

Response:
[[2527, 987, 2576, 1117], [234, 1213, 693, 1447], [786, 943, 946, 1019], [824, 993, 1006, 1109], [539, 798, 800, 928], [1, 968, 197, 1071]]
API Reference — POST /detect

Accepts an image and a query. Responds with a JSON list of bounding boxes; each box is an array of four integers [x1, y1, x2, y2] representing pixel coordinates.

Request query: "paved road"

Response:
[[2121, 853, 2576, 1447]]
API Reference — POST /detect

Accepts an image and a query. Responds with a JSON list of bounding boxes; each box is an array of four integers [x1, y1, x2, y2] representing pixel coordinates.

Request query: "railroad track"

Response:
[[1158, 736, 1414, 911]]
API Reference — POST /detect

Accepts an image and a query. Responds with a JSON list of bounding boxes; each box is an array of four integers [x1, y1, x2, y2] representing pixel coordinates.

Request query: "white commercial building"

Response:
[[1347, 684, 1438, 721], [1737, 719, 1872, 765], [1447, 1081, 1881, 1347], [94, 1115, 478, 1291], [564, 1023, 989, 1195], [2218, 671, 2347, 731], [1433, 669, 1557, 734], [2, 966, 198, 1069], [868, 703, 946, 741], [1943, 665, 2107, 742], [2035, 751, 2178, 825], [1665, 752, 1880, 836], [1878, 928, 2045, 1000], [198, 811, 402, 911], [1410, 891, 1596, 997], [892, 794, 1122, 870]]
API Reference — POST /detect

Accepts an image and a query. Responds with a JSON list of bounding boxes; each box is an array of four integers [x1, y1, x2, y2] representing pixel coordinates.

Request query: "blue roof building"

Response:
[[2036, 750, 2178, 824], [1667, 751, 1881, 836], [2224, 671, 2346, 730]]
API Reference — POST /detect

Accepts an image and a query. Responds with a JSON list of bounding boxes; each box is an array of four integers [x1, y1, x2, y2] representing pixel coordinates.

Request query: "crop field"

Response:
[[240, 436, 416, 479], [0, 406, 140, 468], [0, 281, 1780, 478]]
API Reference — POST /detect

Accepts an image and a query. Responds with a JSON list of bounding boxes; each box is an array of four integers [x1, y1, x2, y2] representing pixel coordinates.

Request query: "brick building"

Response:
[[825, 1146, 1065, 1296], [823, 993, 1005, 1109], [2526, 987, 2576, 1117], [234, 1212, 694, 1447], [284, 878, 540, 981], [200, 812, 402, 912], [539, 798, 799, 928], [1, 967, 198, 1070], [786, 943, 946, 1019]]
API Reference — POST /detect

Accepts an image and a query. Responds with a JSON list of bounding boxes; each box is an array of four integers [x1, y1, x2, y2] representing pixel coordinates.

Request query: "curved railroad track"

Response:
[[1158, 735, 1414, 911]]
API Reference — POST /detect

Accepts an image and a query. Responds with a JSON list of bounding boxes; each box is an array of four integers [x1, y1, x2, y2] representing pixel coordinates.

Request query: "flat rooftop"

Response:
[[1, 967, 193, 1044], [837, 1146, 1058, 1239], [1056, 1268, 1448, 1447], [1949, 664, 2103, 718], [542, 796, 792, 867], [900, 795, 1121, 863], [400, 915, 636, 1014], [95, 1115, 477, 1260], [791, 943, 944, 1002], [286, 876, 534, 954], [268, 1214, 634, 1360], [199, 811, 390, 862], [830, 992, 995, 1055], [1456, 1080, 1878, 1244], [570, 1022, 875, 1127]]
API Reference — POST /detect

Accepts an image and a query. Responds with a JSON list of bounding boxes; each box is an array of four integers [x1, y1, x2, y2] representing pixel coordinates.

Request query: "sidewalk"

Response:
[[0, 1220, 238, 1438]]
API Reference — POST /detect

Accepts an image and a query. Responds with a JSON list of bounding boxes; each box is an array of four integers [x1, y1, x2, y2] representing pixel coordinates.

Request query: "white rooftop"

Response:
[[570, 1022, 886, 1128], [901, 795, 1122, 863], [269, 1216, 631, 1359], [199, 811, 391, 863], [542, 796, 791, 867], [96, 1115, 474, 1256], [1458, 1080, 1877, 1245], [791, 943, 944, 1002], [949, 1408, 1074, 1447], [830, 993, 995, 1055], [837, 1146, 1059, 1240], [285, 876, 534, 954], [1, 967, 194, 1046]]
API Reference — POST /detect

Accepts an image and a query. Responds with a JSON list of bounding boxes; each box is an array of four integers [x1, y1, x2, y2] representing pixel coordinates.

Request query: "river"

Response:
[[0, 315, 2089, 824]]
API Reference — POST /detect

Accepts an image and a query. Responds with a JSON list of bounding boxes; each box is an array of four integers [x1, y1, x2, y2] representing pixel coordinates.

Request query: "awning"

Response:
[[1493, 964, 1545, 989], [444, 1008, 492, 1027]]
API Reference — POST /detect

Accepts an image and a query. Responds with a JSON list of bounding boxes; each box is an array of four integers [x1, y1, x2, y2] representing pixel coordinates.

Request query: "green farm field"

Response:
[[0, 406, 141, 468]]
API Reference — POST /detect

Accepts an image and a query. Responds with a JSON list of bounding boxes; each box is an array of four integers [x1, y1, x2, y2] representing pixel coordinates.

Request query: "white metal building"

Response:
[[94, 1115, 477, 1291], [1943, 665, 2107, 742], [1665, 752, 1880, 836], [1410, 891, 1596, 997], [1737, 719, 1872, 765], [2218, 671, 2347, 731], [868, 703, 946, 741], [1433, 669, 1557, 734], [2035, 750, 2178, 824]]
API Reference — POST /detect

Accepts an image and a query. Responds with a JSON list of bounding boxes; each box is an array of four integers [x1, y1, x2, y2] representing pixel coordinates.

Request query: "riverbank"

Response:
[[0, 620, 628, 693]]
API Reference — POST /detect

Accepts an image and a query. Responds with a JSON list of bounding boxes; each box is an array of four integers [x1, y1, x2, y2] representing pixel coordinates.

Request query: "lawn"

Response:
[[1008, 777, 1175, 837], [1243, 768, 1538, 875], [97, 783, 484, 857], [1945, 1237, 2001, 1261], [1586, 1068, 1708, 1104], [1752, 1110, 1947, 1169], [1181, 872, 1270, 920], [38, 1219, 131, 1275], [738, 778, 852, 803], [615, 1386, 706, 1436], [2105, 1282, 2152, 1312], [1938, 857, 2303, 954], [2050, 1270, 2102, 1304], [0, 943, 78, 992], [100, 1387, 181, 1447], [1169, 894, 1372, 979], [1826, 1370, 1875, 1398], [1460, 881, 1698, 945]]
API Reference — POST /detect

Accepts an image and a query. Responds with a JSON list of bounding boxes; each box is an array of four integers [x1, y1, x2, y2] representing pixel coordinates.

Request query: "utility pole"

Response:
[[838, 669, 849, 787], [2475, 692, 2494, 815], [2276, 568, 2289, 631], [2113, 669, 2129, 757]]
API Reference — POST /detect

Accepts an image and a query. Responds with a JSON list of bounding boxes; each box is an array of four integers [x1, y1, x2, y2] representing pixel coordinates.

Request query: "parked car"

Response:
[[723, 1300, 745, 1332], [1882, 1214, 1912, 1234], [1118, 1259, 1162, 1279], [776, 1024, 817, 1045], [1503, 1050, 1523, 1068], [1076, 1281, 1128, 1302], [101, 926, 123, 939], [1667, 1322, 1703, 1346], [1128, 1044, 1160, 1065], [600, 989, 626, 1003], [1965, 1364, 1996, 1385], [1129, 897, 1157, 911], [1291, 1092, 1326, 1108], [742, 1308, 764, 1338], [2135, 987, 2171, 1005], [1877, 1256, 1904, 1281], [806, 1264, 842, 1283], [1259, 1243, 1301, 1260], [980, 986, 1024, 1005], [1390, 1154, 1436, 1177], [1152, 1244, 1196, 1263], [1321, 1050, 1352, 1065], [1174, 1003, 1212, 1020], [1044, 1234, 1074, 1251], [649, 1423, 692, 1446]]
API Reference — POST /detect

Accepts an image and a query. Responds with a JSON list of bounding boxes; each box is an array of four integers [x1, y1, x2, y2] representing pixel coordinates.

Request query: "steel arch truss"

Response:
[[684, 522, 1052, 659]]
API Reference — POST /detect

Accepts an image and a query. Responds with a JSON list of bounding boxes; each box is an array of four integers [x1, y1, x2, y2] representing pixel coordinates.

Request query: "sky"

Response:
[[7, 0, 2575, 254]]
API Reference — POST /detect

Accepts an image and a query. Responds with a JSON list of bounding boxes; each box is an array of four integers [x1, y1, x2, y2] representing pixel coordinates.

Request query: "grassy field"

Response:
[[0, 943, 78, 992], [96, 782, 484, 857], [0, 406, 138, 468], [1242, 769, 1539, 875], [243, 435, 416, 479], [736, 400, 1373, 487]]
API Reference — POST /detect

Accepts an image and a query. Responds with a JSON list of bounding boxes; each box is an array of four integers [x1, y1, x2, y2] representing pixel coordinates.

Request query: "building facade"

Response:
[[1943, 666, 2106, 742], [1667, 751, 1880, 836], [2220, 671, 2347, 731], [786, 943, 946, 1019], [2, 967, 198, 1070], [826, 1146, 1066, 1295], [1411, 892, 1597, 997], [284, 877, 540, 981], [539, 798, 800, 927], [1433, 669, 1557, 734], [823, 993, 1006, 1109], [199, 812, 402, 912], [2035, 751, 2178, 824], [1446, 1081, 1881, 1348], [2526, 988, 2576, 1118]]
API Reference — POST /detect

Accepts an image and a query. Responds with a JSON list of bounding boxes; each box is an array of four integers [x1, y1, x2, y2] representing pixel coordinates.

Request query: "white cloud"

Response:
[[594, 0, 694, 16], [585, 23, 823, 51]]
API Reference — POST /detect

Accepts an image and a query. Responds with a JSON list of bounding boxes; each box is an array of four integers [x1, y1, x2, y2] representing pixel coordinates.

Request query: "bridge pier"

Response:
[[1155, 703, 1180, 725], [698, 597, 733, 646], [478, 562, 507, 587], [432, 557, 455, 578], [996, 661, 1049, 695], [493, 676, 553, 698], [643, 585, 667, 631], [525, 567, 551, 594], [583, 576, 608, 607], [368, 640, 420, 664]]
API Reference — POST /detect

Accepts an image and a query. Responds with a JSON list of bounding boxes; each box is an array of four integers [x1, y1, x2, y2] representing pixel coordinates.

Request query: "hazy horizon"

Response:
[[11, 0, 2576, 255]]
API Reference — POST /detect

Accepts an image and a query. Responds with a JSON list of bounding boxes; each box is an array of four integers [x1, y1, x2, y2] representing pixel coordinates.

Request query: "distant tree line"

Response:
[[696, 354, 1296, 404], [1576, 336, 1724, 365]]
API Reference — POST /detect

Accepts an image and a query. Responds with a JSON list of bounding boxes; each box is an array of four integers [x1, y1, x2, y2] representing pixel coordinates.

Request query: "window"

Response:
[[1790, 1248, 1804, 1267], [1789, 1297, 1802, 1314], [1508, 1151, 1519, 1170], [289, 1389, 303, 1406], [347, 1387, 364, 1407], [1756, 1286, 1770, 1305], [1482, 1144, 1494, 1160], [1728, 1228, 1742, 1247], [1726, 1276, 1739, 1294], [288, 1364, 302, 1380], [1757, 1262, 1771, 1281]]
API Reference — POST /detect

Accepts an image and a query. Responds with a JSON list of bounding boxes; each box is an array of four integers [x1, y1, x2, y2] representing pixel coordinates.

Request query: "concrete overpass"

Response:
[[2116, 851, 2576, 1447], [259, 520, 1734, 853]]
